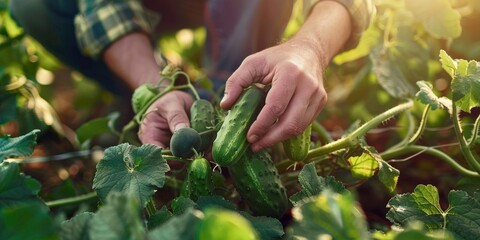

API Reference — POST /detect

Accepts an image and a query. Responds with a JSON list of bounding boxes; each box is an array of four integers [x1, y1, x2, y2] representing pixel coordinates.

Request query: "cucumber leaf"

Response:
[[89, 192, 145, 240], [92, 143, 170, 206], [290, 163, 347, 206], [60, 212, 94, 240], [288, 190, 370, 240], [0, 129, 40, 162], [386, 184, 480, 240], [0, 161, 43, 209]]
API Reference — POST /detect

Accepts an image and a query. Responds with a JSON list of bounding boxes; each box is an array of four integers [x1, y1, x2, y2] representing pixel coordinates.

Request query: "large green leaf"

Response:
[[288, 190, 370, 240], [60, 212, 94, 240], [0, 129, 40, 162], [289, 163, 347, 206], [0, 203, 58, 240], [370, 35, 429, 99], [89, 192, 145, 240], [92, 143, 170, 206], [387, 184, 480, 240], [405, 0, 461, 39], [0, 161, 43, 209]]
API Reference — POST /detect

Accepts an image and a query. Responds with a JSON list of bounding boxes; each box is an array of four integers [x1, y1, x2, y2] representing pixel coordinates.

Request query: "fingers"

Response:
[[246, 73, 296, 143], [220, 56, 269, 109], [249, 82, 327, 152], [138, 91, 193, 148]]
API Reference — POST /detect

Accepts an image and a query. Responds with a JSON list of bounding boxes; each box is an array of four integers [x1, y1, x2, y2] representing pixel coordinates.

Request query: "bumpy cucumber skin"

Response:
[[212, 85, 265, 166], [187, 157, 213, 200], [190, 99, 216, 152], [282, 124, 312, 162], [228, 149, 289, 218], [170, 128, 202, 158]]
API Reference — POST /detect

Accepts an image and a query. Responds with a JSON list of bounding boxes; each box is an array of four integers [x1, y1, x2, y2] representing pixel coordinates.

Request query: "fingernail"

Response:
[[174, 123, 187, 131], [249, 135, 259, 143], [220, 93, 228, 104]]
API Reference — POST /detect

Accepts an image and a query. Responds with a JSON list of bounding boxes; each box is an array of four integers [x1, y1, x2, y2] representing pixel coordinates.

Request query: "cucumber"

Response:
[[282, 124, 312, 162], [228, 149, 289, 218], [190, 99, 216, 152], [187, 157, 213, 200], [212, 85, 265, 166]]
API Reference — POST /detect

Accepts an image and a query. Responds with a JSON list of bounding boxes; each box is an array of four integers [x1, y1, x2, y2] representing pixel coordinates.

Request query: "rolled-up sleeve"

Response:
[[74, 0, 154, 58], [303, 0, 375, 50]]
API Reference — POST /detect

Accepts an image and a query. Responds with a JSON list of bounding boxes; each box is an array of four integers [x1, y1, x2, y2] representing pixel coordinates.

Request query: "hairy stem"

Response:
[[452, 104, 480, 174], [381, 144, 480, 178], [306, 100, 413, 161]]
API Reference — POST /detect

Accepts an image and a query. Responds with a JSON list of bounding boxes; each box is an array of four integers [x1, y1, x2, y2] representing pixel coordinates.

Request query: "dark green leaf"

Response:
[[0, 129, 40, 162], [148, 208, 201, 240], [0, 203, 58, 240], [89, 192, 145, 240], [0, 161, 43, 209], [92, 143, 170, 206], [60, 212, 94, 240], [171, 196, 196, 215], [290, 163, 347, 206], [147, 206, 173, 230], [405, 0, 461, 39], [387, 184, 480, 240], [75, 112, 120, 147], [288, 190, 370, 240]]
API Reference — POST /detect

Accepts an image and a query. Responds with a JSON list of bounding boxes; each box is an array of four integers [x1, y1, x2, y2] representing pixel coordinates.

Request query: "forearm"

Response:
[[103, 32, 165, 90], [291, 0, 352, 70]]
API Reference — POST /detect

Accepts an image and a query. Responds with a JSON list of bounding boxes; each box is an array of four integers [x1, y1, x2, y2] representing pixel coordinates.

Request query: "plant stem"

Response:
[[381, 144, 480, 178], [312, 120, 333, 143], [451, 104, 480, 174], [408, 104, 430, 144], [306, 100, 413, 161], [146, 198, 157, 217], [46, 192, 98, 208], [468, 115, 480, 148]]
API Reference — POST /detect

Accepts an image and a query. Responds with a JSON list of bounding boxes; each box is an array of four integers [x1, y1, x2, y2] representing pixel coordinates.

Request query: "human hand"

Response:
[[220, 40, 328, 152], [138, 90, 194, 148]]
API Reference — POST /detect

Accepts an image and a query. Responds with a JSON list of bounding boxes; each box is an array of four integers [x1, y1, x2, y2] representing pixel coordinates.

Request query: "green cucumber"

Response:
[[282, 124, 312, 162], [190, 99, 216, 152], [228, 149, 289, 218], [212, 85, 265, 166]]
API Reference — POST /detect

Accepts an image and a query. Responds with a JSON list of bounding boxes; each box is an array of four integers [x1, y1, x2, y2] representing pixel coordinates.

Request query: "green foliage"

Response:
[[0, 129, 39, 162], [387, 184, 480, 240], [0, 161, 44, 209], [288, 189, 371, 240], [92, 143, 170, 206]]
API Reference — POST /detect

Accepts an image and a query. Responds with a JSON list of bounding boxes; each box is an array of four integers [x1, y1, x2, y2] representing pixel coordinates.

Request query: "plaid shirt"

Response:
[[74, 0, 374, 59]]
